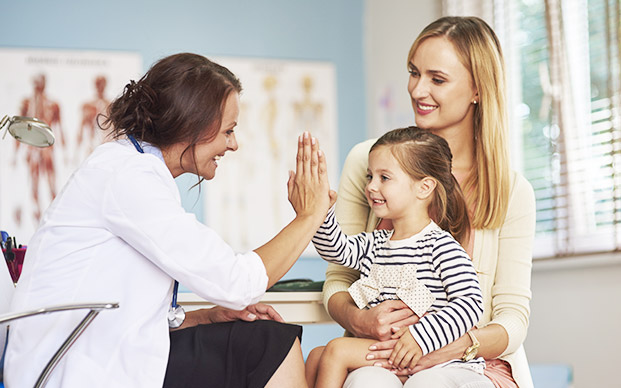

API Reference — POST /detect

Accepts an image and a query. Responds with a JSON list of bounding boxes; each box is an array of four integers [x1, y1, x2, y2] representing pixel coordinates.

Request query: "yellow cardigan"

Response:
[[323, 139, 536, 388]]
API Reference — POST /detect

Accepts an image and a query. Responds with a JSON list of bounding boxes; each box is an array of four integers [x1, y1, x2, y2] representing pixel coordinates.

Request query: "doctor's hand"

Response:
[[287, 131, 337, 219], [205, 303, 284, 324], [242, 303, 285, 322]]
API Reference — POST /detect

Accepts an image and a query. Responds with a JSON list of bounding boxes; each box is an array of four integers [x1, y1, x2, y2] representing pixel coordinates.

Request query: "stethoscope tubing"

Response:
[[128, 135, 183, 326]]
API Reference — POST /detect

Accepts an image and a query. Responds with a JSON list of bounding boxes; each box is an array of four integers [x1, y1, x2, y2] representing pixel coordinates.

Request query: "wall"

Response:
[[0, 0, 366, 223], [0, 0, 367, 359], [364, 0, 441, 137], [526, 254, 621, 388], [5, 4, 614, 386]]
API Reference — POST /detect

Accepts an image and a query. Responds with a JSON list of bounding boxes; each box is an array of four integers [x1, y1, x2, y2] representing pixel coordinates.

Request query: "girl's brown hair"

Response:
[[101, 53, 242, 181], [371, 126, 470, 245], [407, 16, 510, 229]]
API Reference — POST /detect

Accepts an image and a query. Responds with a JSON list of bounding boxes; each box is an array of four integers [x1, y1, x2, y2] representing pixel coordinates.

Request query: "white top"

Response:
[[5, 140, 268, 388]]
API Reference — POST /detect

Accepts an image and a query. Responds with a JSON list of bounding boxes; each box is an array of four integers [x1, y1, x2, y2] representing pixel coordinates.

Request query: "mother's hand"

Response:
[[287, 131, 336, 218], [366, 325, 465, 375], [365, 337, 413, 376], [347, 299, 418, 340], [367, 345, 458, 375]]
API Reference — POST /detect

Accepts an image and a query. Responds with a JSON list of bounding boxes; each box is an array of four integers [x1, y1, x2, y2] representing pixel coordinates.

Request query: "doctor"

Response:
[[5, 53, 335, 388]]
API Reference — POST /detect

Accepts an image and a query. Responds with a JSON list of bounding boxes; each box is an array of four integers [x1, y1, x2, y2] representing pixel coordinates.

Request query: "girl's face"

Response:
[[365, 146, 419, 221], [185, 92, 240, 180], [407, 37, 478, 135]]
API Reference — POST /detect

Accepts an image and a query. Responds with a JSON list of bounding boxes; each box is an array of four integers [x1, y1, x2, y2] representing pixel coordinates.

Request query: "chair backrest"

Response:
[[1, 250, 120, 387], [1, 259, 14, 354]]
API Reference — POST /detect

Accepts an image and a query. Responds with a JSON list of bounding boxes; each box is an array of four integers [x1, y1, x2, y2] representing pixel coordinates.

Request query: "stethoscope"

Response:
[[128, 135, 186, 329]]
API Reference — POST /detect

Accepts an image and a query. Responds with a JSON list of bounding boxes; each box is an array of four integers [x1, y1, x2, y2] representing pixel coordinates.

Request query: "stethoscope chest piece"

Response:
[[167, 279, 185, 328], [168, 305, 186, 329]]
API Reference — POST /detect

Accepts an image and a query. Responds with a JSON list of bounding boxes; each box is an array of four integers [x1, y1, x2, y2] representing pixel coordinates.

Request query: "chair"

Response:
[[1, 259, 118, 388]]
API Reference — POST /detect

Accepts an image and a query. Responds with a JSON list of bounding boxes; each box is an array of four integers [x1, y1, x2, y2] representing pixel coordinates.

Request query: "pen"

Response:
[[0, 230, 8, 250], [5, 236, 14, 263]]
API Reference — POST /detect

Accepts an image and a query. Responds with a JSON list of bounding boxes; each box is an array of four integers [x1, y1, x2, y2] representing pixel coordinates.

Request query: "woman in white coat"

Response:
[[5, 53, 335, 388]]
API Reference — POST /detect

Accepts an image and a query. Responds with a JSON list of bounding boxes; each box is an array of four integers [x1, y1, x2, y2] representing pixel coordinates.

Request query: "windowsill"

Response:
[[533, 251, 621, 272]]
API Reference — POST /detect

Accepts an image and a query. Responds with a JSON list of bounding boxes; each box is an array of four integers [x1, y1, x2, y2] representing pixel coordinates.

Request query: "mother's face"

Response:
[[407, 37, 478, 135], [188, 92, 240, 180]]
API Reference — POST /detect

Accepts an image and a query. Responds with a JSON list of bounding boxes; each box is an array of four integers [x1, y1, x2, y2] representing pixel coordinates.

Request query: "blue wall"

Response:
[[0, 0, 366, 256], [0, 0, 363, 357], [0, 0, 366, 168]]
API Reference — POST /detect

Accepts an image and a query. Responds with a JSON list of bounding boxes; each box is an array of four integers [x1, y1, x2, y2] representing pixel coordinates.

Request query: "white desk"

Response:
[[178, 291, 334, 324]]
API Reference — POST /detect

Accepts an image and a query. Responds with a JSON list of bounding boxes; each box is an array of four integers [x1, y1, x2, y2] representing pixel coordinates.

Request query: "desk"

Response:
[[178, 291, 334, 324]]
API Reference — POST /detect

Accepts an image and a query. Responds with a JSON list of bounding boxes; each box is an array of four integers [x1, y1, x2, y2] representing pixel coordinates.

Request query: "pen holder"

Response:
[[2, 247, 26, 284]]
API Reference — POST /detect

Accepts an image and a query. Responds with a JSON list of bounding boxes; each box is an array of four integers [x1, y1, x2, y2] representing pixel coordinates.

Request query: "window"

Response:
[[444, 0, 621, 259]]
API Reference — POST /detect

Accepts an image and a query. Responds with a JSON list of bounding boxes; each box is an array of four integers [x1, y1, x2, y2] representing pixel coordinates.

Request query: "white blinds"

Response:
[[443, 0, 621, 259]]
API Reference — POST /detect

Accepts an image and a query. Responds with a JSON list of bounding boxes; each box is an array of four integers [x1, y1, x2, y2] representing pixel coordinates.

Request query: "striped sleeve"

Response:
[[408, 233, 484, 355], [311, 207, 377, 272]]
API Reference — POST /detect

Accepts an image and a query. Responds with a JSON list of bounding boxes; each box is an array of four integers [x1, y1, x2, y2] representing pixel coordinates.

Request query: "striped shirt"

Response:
[[312, 208, 484, 360]]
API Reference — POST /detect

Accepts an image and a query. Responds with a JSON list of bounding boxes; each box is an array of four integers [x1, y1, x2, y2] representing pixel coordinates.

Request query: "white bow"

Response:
[[348, 263, 434, 317]]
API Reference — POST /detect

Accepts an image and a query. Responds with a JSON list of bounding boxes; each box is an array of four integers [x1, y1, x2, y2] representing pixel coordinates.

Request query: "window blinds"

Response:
[[443, 0, 621, 259]]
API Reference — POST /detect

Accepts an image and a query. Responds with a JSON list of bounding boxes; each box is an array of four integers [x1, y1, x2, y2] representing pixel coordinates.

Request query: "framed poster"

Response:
[[204, 57, 339, 256], [0, 48, 142, 242]]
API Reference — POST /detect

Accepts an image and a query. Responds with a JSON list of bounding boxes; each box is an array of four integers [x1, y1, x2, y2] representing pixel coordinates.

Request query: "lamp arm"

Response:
[[0, 115, 9, 140]]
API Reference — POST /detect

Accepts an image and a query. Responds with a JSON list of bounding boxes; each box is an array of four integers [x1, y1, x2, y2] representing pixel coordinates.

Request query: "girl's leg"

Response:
[[343, 366, 404, 388], [315, 337, 380, 388], [305, 346, 325, 388], [403, 367, 494, 388], [265, 337, 308, 388]]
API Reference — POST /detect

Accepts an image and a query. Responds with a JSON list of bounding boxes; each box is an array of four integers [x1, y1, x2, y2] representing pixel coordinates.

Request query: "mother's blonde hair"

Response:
[[407, 16, 510, 229]]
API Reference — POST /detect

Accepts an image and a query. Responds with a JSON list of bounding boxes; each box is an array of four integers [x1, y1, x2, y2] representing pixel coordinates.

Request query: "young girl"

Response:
[[306, 127, 484, 388]]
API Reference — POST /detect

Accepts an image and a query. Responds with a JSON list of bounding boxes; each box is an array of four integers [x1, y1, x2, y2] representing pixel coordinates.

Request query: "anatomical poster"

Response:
[[0, 48, 142, 242], [204, 57, 338, 256]]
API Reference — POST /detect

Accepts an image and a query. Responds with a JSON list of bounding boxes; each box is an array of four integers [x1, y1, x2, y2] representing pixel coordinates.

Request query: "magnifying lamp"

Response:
[[0, 115, 55, 147]]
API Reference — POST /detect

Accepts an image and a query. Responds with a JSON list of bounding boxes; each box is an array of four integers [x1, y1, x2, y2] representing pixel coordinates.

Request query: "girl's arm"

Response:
[[312, 207, 378, 271], [416, 175, 535, 363], [407, 235, 484, 355], [322, 140, 376, 312], [406, 178, 534, 368]]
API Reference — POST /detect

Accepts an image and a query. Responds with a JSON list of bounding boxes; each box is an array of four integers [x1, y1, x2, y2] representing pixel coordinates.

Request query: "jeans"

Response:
[[343, 366, 495, 388]]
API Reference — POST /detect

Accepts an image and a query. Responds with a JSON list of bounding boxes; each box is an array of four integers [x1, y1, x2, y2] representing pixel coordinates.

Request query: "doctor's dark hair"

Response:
[[102, 52, 241, 175], [370, 127, 470, 245]]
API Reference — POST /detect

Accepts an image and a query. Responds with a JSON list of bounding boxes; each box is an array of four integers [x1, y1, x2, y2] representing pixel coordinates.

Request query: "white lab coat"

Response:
[[5, 140, 268, 388]]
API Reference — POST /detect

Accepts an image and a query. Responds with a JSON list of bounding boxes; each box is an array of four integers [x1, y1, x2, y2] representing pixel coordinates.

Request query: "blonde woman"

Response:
[[322, 16, 536, 388]]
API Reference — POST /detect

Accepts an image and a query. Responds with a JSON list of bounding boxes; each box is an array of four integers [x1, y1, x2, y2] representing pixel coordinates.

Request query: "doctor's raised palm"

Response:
[[287, 131, 336, 219]]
